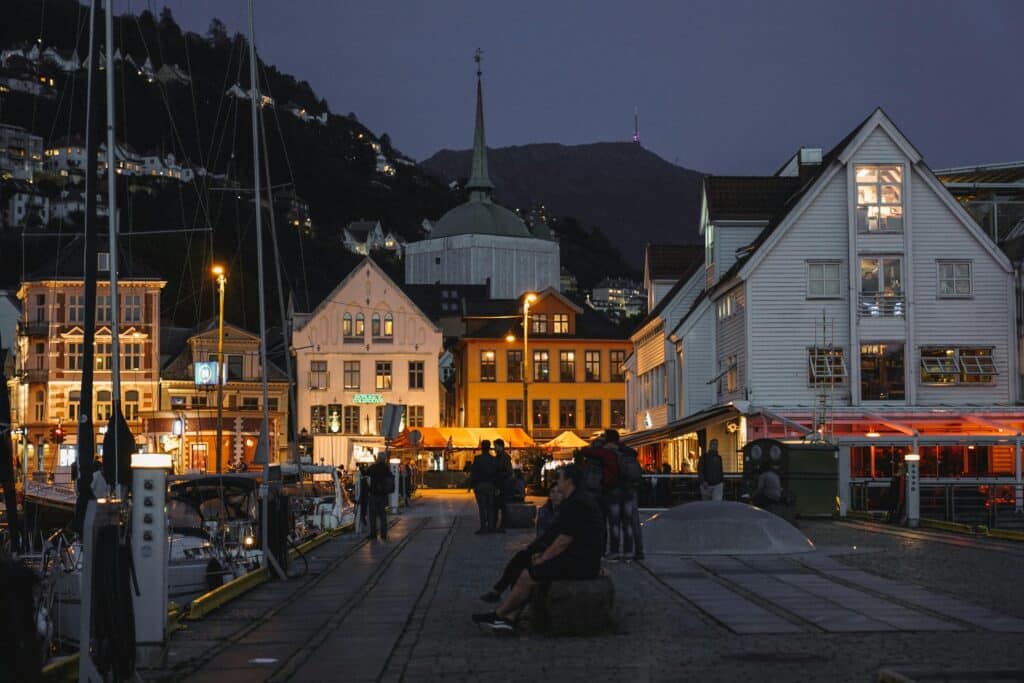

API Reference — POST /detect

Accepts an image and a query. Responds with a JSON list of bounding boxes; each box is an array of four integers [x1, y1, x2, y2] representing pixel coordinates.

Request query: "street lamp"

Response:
[[212, 264, 226, 474], [517, 293, 537, 437]]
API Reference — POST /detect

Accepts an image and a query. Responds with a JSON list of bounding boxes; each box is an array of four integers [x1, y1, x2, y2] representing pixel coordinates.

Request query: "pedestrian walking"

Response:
[[471, 440, 499, 533], [366, 453, 393, 541], [698, 439, 725, 501], [493, 438, 513, 532]]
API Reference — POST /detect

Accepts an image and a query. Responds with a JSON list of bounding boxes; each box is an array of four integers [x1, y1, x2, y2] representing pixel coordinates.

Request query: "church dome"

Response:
[[431, 197, 532, 238]]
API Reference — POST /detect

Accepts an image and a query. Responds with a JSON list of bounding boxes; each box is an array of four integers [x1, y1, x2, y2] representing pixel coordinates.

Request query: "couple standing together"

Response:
[[469, 438, 513, 533]]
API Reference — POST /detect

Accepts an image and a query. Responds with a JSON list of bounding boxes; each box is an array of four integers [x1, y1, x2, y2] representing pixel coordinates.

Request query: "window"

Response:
[[96, 342, 112, 370], [371, 312, 381, 337], [310, 359, 329, 390], [480, 350, 496, 382], [705, 223, 715, 271], [68, 294, 85, 323], [920, 347, 997, 385], [506, 350, 522, 382], [552, 313, 569, 334], [311, 405, 327, 433], [808, 348, 847, 384], [558, 399, 576, 429], [97, 295, 112, 323], [342, 313, 353, 337], [807, 261, 842, 298], [407, 405, 424, 427], [375, 361, 392, 390], [859, 257, 903, 316], [716, 294, 735, 319], [123, 342, 142, 370], [68, 390, 81, 420], [376, 406, 385, 434], [383, 313, 394, 337], [584, 399, 602, 429], [190, 395, 208, 408], [124, 390, 139, 420], [96, 390, 112, 421], [723, 354, 738, 393], [584, 350, 601, 382], [855, 165, 903, 232], [408, 361, 424, 390], [938, 261, 972, 297], [122, 294, 142, 322], [354, 313, 365, 336], [34, 390, 44, 421], [532, 399, 550, 429], [861, 343, 905, 401], [610, 400, 626, 428], [480, 399, 498, 427], [343, 406, 360, 434], [227, 355, 243, 380], [530, 314, 548, 334], [171, 396, 187, 409], [68, 342, 84, 370], [532, 350, 549, 382], [506, 399, 524, 427], [610, 350, 626, 382], [559, 350, 575, 382], [327, 404, 343, 433], [241, 397, 259, 411], [268, 398, 279, 412], [344, 361, 360, 390], [35, 342, 45, 369]]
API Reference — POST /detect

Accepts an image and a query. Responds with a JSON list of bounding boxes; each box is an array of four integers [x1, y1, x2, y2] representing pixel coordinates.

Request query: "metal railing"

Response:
[[849, 477, 1024, 530], [858, 293, 905, 317], [636, 473, 747, 508], [17, 320, 49, 336]]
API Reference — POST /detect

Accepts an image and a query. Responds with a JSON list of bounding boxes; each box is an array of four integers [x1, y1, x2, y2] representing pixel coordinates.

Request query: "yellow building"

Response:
[[456, 288, 630, 443]]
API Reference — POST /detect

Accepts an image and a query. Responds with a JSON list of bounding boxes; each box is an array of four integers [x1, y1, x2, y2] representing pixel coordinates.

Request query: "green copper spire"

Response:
[[466, 49, 494, 199]]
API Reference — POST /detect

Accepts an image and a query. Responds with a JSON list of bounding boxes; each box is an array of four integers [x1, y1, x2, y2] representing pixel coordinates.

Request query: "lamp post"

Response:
[[508, 293, 537, 438], [212, 265, 226, 474]]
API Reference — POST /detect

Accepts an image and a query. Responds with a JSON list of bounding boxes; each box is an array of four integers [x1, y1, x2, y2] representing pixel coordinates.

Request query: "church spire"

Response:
[[466, 48, 494, 199]]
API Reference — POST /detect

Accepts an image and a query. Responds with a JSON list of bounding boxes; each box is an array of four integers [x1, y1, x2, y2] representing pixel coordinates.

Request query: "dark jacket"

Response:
[[366, 460, 391, 495], [470, 453, 498, 490]]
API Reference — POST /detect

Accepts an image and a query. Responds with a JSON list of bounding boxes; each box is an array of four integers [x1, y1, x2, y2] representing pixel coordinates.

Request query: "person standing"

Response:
[[366, 453, 392, 541], [698, 439, 725, 501], [604, 429, 644, 562], [493, 439, 513, 533], [471, 440, 499, 534]]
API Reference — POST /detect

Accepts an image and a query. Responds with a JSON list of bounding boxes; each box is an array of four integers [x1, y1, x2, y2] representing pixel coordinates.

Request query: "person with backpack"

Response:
[[698, 438, 725, 501], [578, 435, 618, 556], [603, 429, 645, 561], [470, 440, 499, 533], [366, 452, 394, 540]]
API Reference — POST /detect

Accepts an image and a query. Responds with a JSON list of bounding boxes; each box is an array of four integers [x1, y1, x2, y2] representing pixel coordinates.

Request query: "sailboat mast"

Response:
[[247, 0, 271, 459], [105, 0, 122, 484]]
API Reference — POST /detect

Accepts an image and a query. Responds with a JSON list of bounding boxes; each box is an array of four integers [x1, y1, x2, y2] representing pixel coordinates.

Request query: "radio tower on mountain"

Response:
[[633, 106, 641, 145]]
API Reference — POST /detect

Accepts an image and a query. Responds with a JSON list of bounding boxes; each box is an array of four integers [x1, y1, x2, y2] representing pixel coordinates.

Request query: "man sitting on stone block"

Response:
[[473, 464, 603, 632]]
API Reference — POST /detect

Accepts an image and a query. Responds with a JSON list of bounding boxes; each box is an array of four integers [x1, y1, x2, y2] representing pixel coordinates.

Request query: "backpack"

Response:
[[701, 452, 724, 486], [381, 472, 396, 494], [582, 455, 604, 493], [616, 447, 643, 487]]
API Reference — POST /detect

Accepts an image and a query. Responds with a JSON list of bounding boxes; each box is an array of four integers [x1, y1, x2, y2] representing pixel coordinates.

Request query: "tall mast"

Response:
[[633, 106, 640, 145], [105, 0, 123, 487]]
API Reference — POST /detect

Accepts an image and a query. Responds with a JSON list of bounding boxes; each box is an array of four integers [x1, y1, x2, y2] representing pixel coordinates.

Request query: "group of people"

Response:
[[468, 438, 525, 534], [355, 454, 417, 541]]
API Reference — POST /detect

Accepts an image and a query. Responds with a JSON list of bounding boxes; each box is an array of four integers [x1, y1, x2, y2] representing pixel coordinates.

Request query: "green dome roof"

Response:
[[431, 197, 532, 238]]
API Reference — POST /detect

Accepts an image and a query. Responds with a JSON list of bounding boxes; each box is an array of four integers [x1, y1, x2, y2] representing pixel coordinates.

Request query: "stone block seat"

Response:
[[503, 502, 536, 529], [531, 575, 615, 636]]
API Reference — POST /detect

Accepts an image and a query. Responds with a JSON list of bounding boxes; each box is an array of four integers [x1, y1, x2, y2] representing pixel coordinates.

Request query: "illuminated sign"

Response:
[[194, 361, 221, 386], [352, 393, 384, 405]]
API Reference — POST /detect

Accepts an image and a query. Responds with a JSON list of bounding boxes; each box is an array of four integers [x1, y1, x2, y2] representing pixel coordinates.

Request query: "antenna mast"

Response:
[[633, 106, 640, 145]]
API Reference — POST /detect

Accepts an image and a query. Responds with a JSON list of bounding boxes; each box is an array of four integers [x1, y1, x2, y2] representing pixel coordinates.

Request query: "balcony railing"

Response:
[[308, 371, 329, 390], [858, 293, 905, 318], [22, 368, 48, 383], [18, 320, 49, 336]]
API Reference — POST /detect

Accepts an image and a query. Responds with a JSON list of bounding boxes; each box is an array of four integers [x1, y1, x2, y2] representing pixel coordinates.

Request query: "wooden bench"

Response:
[[503, 502, 536, 529], [531, 575, 614, 635]]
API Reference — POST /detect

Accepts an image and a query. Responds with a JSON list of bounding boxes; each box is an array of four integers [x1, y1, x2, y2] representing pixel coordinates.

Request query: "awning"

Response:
[[543, 431, 589, 451], [391, 427, 535, 449], [622, 405, 736, 448]]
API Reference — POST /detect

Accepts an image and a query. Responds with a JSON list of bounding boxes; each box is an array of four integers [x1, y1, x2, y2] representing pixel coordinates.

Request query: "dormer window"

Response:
[[552, 313, 569, 334], [855, 165, 903, 232]]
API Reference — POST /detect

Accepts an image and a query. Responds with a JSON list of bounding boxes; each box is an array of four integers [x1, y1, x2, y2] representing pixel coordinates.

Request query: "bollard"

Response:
[[388, 459, 401, 512], [131, 453, 172, 669], [904, 453, 920, 528]]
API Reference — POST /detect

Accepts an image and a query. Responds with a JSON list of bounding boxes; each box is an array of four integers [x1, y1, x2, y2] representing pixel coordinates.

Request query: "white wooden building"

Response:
[[625, 109, 1024, 491]]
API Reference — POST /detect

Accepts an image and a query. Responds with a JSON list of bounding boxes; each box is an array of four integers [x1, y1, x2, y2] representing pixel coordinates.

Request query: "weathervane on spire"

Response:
[[475, 48, 483, 77]]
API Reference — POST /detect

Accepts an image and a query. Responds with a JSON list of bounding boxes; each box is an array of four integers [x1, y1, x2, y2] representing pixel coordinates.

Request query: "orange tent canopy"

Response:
[[391, 427, 535, 449]]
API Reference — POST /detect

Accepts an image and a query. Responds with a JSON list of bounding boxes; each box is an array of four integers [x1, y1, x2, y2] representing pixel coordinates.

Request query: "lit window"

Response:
[[921, 347, 996, 385], [480, 350, 496, 382], [530, 314, 548, 334], [371, 312, 381, 337], [354, 313, 365, 336], [559, 350, 575, 382], [375, 361, 392, 390], [480, 399, 498, 427], [808, 348, 847, 384], [532, 350, 549, 382], [938, 261, 972, 297], [855, 165, 903, 232], [552, 313, 569, 334], [343, 313, 353, 337], [383, 313, 393, 337]]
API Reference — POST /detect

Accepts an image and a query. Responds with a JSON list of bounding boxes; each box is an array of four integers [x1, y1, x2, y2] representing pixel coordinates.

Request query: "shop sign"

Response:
[[353, 393, 384, 405]]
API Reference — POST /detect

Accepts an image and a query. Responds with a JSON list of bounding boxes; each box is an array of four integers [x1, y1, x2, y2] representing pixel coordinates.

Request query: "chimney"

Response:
[[798, 147, 822, 184]]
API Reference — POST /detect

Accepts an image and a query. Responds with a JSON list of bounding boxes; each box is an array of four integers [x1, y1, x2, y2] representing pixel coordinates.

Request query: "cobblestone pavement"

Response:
[[162, 492, 1024, 682]]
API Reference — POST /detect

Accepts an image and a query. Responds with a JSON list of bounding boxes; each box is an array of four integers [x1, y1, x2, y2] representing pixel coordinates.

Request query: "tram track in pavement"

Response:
[[835, 520, 1024, 557]]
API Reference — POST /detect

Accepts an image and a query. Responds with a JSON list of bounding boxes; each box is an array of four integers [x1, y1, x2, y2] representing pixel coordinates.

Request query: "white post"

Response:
[[354, 470, 363, 534], [389, 458, 400, 512], [838, 445, 850, 518], [131, 454, 171, 668], [905, 453, 920, 528]]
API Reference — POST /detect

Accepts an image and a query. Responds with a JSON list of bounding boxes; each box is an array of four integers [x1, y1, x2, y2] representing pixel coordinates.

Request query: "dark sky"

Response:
[[160, 0, 1023, 175]]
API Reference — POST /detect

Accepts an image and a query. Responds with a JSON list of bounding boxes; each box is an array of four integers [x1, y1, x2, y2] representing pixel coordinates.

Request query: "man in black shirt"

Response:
[[473, 464, 602, 631]]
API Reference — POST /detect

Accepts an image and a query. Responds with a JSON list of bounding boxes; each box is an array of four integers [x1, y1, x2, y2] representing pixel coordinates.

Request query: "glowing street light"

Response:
[[213, 264, 227, 473]]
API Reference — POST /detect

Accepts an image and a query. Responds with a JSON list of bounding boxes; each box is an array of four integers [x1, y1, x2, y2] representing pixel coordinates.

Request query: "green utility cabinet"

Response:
[[742, 438, 838, 517]]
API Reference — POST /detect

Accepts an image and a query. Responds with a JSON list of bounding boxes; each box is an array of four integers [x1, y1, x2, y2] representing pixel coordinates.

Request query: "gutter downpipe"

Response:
[[1016, 431, 1022, 513]]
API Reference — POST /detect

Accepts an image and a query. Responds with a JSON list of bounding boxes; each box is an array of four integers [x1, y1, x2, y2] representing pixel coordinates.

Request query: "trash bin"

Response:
[[742, 438, 838, 517]]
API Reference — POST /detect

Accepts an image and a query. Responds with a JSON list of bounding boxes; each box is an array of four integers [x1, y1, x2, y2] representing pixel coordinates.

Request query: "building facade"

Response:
[[291, 258, 443, 469], [456, 288, 631, 442]]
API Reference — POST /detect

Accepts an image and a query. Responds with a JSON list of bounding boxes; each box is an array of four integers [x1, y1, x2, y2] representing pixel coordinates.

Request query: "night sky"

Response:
[[160, 0, 1023, 175]]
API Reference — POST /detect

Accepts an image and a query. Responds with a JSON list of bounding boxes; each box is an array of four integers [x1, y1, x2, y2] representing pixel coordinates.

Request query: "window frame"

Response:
[[343, 360, 361, 390], [407, 405, 425, 428], [806, 260, 843, 299], [532, 350, 550, 382], [122, 293, 142, 322], [584, 350, 601, 382], [807, 347, 847, 384], [919, 346, 996, 385], [937, 260, 973, 299], [375, 360, 393, 390], [343, 405, 360, 434], [532, 399, 550, 428], [860, 342, 906, 401], [506, 350, 523, 383], [408, 360, 425, 390], [609, 350, 626, 382], [552, 313, 569, 334], [480, 350, 497, 382], [310, 404, 327, 434], [558, 350, 575, 382], [530, 314, 548, 334], [855, 164, 904, 233], [584, 399, 602, 429], [506, 399, 524, 427], [558, 399, 576, 429], [609, 399, 626, 428], [479, 399, 498, 427]]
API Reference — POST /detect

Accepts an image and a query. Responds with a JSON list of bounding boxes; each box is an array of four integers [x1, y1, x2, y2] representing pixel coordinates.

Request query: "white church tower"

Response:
[[404, 51, 560, 299]]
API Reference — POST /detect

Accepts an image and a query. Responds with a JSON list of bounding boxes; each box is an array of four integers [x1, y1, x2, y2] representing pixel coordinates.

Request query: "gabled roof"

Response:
[[535, 286, 584, 314], [24, 235, 163, 281], [401, 283, 489, 320], [160, 320, 288, 381], [345, 220, 381, 240], [462, 302, 627, 341], [637, 251, 705, 330], [644, 244, 703, 281], [705, 176, 803, 222]]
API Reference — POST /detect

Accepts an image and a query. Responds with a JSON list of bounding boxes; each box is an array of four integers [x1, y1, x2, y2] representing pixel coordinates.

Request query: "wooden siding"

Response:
[[851, 127, 907, 164], [681, 302, 716, 416], [908, 169, 1014, 405], [716, 284, 746, 403], [746, 172, 852, 407], [636, 327, 666, 375], [715, 224, 762, 277]]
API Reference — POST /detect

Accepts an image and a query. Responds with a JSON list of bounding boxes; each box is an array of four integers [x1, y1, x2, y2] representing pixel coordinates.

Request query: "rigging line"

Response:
[[205, 38, 244, 195]]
